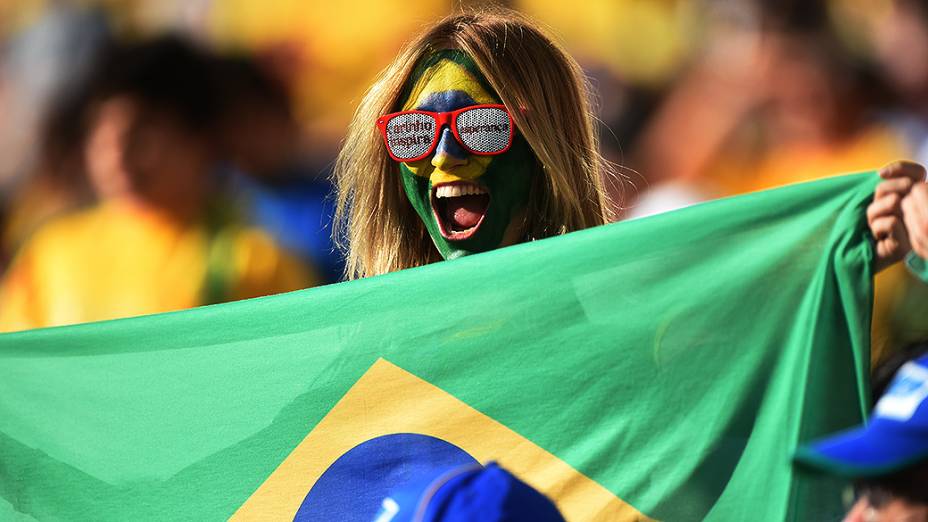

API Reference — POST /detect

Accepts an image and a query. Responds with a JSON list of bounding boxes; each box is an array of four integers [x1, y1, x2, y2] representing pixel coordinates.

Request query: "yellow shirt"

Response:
[[739, 126, 908, 194], [0, 201, 315, 331]]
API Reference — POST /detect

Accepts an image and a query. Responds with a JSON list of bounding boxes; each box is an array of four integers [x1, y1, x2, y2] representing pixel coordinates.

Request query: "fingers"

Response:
[[870, 215, 898, 240], [872, 161, 928, 269], [878, 160, 927, 182], [871, 216, 909, 269], [875, 176, 915, 200], [902, 184, 928, 258], [867, 191, 901, 224]]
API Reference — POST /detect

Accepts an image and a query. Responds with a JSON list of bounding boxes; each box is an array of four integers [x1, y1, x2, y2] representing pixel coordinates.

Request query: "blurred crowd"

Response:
[[0, 0, 924, 356]]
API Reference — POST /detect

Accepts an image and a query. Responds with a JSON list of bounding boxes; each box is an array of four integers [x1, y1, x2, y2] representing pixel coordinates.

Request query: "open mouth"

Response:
[[431, 181, 491, 241]]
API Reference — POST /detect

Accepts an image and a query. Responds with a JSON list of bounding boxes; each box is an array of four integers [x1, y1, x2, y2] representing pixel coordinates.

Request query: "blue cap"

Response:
[[371, 462, 565, 522], [794, 354, 928, 477]]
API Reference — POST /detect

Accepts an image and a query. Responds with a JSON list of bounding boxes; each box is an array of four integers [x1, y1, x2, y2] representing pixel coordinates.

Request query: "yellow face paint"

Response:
[[400, 58, 498, 183], [402, 59, 497, 110]]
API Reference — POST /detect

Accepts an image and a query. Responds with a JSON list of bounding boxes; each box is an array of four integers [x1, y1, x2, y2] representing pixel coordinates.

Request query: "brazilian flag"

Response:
[[0, 174, 878, 520]]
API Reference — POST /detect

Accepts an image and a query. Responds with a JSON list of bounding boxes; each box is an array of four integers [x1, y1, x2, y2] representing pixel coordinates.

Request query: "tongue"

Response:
[[444, 195, 486, 229]]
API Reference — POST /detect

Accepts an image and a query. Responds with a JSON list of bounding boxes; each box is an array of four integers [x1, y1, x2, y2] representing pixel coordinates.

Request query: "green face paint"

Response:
[[396, 51, 535, 259]]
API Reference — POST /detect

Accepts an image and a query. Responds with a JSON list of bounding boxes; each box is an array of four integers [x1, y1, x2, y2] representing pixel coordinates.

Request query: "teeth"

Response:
[[435, 184, 488, 198]]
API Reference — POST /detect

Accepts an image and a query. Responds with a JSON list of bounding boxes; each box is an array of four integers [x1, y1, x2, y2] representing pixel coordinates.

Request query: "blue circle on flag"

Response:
[[293, 433, 478, 521]]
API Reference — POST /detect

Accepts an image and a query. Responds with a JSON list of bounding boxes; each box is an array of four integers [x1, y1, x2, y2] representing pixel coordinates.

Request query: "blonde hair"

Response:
[[334, 8, 619, 279]]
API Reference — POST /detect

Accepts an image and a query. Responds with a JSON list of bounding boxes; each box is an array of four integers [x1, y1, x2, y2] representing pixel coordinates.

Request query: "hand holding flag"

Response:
[[868, 160, 928, 271], [901, 174, 928, 260]]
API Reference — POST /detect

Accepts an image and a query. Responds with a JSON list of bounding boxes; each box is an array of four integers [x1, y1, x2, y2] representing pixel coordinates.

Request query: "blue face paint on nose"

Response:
[[417, 90, 485, 161], [435, 127, 467, 159]]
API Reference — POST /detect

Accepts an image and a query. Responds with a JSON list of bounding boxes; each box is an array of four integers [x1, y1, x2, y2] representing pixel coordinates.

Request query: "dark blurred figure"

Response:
[[0, 36, 314, 331], [631, 3, 904, 215], [796, 344, 928, 521], [213, 55, 345, 283], [733, 27, 903, 193]]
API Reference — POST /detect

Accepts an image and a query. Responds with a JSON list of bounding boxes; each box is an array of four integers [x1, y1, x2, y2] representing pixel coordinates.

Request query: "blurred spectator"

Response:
[[633, 11, 904, 209], [213, 55, 344, 283], [731, 28, 904, 194], [795, 346, 928, 521], [0, 36, 314, 331]]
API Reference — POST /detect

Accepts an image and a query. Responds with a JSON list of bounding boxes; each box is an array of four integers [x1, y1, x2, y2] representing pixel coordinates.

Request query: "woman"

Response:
[[334, 8, 927, 279]]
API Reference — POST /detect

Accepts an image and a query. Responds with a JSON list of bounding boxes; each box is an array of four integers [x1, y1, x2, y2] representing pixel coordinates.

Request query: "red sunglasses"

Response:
[[376, 104, 515, 162]]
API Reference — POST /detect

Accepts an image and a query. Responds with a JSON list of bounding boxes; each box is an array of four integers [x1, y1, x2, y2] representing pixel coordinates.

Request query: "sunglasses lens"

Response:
[[456, 107, 512, 154], [383, 113, 436, 160]]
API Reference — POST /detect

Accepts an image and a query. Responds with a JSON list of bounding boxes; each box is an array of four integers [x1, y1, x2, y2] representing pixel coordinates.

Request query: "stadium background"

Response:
[[0, 0, 924, 360]]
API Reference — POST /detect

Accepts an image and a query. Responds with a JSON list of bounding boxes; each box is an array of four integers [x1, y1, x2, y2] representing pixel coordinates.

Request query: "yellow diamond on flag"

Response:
[[232, 358, 650, 521]]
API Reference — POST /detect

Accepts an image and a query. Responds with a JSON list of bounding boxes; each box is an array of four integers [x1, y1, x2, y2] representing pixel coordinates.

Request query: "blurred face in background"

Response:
[[872, 0, 928, 104], [765, 38, 840, 144], [844, 496, 928, 522], [85, 96, 213, 219], [221, 99, 299, 179]]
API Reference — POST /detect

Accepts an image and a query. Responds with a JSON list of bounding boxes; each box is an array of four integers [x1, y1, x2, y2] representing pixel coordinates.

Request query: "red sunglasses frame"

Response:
[[376, 104, 515, 162]]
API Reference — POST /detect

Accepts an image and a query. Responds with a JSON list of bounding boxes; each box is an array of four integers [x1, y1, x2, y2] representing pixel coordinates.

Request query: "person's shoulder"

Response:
[[224, 225, 311, 279], [21, 204, 108, 253], [220, 225, 319, 298], [226, 226, 284, 262]]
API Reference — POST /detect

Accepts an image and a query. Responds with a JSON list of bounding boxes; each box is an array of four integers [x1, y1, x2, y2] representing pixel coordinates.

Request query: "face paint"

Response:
[[395, 51, 534, 260]]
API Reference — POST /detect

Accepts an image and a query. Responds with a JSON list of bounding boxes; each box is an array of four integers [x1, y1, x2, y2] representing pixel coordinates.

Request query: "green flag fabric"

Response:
[[0, 173, 879, 521]]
